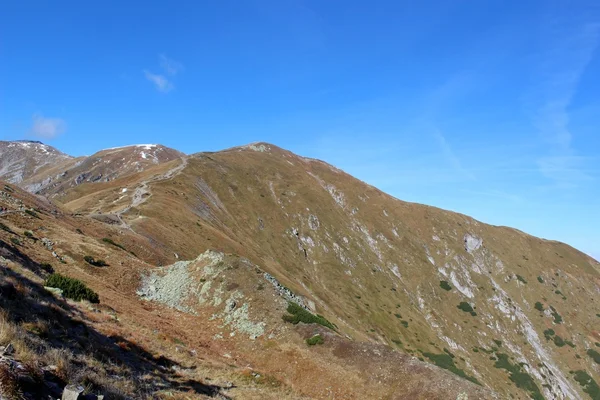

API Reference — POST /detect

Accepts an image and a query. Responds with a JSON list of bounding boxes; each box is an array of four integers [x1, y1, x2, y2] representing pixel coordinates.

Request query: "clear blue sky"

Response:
[[1, 1, 599, 260]]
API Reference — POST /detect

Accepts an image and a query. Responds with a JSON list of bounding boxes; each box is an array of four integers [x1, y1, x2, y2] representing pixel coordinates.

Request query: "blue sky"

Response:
[[1, 1, 599, 259]]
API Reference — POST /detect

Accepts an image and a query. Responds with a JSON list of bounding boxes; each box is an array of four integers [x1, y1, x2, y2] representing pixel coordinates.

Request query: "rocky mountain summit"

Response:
[[0, 140, 73, 185], [0, 140, 598, 399]]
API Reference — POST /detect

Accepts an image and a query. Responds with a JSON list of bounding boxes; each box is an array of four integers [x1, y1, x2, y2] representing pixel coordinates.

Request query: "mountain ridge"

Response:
[[0, 139, 599, 399]]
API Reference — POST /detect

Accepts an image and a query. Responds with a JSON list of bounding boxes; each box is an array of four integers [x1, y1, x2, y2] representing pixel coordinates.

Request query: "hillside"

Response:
[[1, 140, 599, 399]]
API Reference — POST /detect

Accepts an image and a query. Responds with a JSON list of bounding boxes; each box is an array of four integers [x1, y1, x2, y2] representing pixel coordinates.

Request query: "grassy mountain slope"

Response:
[[2, 141, 599, 399]]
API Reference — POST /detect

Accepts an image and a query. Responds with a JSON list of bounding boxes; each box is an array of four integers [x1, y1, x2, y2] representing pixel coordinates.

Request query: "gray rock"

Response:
[[62, 384, 85, 400], [1, 343, 14, 355]]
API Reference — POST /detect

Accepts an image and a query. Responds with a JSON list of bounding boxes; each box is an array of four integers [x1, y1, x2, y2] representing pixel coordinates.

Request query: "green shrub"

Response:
[[102, 237, 127, 251], [537, 276, 544, 283], [401, 320, 409, 328], [550, 306, 563, 324], [553, 335, 565, 347], [24, 231, 34, 238], [282, 302, 336, 330], [39, 263, 54, 274], [516, 275, 527, 284], [587, 349, 600, 365], [84, 255, 108, 267], [422, 352, 480, 385], [25, 209, 41, 219], [0, 222, 13, 233], [572, 370, 600, 399], [439, 280, 452, 291], [457, 302, 476, 316], [534, 302, 544, 312], [306, 334, 324, 346], [565, 340, 576, 348], [494, 353, 544, 400], [45, 273, 99, 303], [10, 237, 20, 246]]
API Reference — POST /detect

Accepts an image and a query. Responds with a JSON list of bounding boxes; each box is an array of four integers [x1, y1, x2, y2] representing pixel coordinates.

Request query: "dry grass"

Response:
[[0, 363, 23, 400]]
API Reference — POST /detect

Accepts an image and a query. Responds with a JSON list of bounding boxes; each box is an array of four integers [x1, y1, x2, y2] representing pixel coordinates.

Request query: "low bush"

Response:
[[102, 238, 127, 251], [439, 281, 452, 291], [84, 256, 108, 267], [306, 334, 324, 346], [282, 302, 336, 330], [457, 302, 477, 316], [24, 210, 41, 219], [39, 263, 54, 274], [587, 349, 600, 365], [494, 353, 544, 400], [10, 238, 20, 246], [45, 273, 99, 303], [0, 222, 13, 233], [534, 302, 544, 312], [422, 352, 480, 385], [572, 370, 600, 399]]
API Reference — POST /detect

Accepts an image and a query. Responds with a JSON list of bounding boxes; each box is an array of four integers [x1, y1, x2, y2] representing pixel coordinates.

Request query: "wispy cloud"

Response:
[[144, 70, 173, 93], [159, 54, 184, 76], [29, 114, 66, 139], [433, 129, 476, 181], [144, 54, 183, 93], [528, 19, 600, 185]]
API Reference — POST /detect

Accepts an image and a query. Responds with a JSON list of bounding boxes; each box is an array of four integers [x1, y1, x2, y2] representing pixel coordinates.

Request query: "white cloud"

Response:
[[527, 20, 600, 184], [29, 114, 66, 139], [144, 70, 173, 93], [159, 54, 184, 76]]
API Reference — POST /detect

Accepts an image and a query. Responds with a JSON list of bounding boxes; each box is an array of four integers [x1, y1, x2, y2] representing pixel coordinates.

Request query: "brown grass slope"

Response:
[[74, 142, 597, 400], [0, 180, 493, 399]]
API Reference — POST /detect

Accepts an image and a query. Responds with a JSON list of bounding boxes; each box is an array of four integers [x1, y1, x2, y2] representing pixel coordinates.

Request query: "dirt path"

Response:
[[116, 156, 188, 230]]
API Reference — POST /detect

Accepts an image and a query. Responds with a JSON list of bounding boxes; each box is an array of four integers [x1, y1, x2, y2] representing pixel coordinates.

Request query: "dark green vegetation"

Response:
[[587, 349, 600, 365], [534, 302, 544, 312], [45, 273, 99, 303], [516, 275, 527, 284], [550, 306, 563, 324], [537, 276, 544, 283], [457, 302, 477, 316], [572, 370, 600, 399], [282, 302, 336, 330], [493, 353, 544, 400], [0, 222, 14, 233], [306, 334, 324, 346], [553, 335, 565, 347], [439, 280, 452, 291], [102, 237, 127, 251], [24, 209, 41, 219], [23, 231, 34, 238], [84, 255, 108, 267], [543, 329, 555, 340], [10, 237, 20, 246], [39, 263, 54, 274], [421, 351, 480, 385]]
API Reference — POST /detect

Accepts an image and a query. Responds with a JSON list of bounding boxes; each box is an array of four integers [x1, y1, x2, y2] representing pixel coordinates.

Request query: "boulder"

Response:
[[62, 384, 84, 400]]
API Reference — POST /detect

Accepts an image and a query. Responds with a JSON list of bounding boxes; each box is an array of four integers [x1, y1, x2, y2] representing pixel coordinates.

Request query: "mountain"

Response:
[[0, 140, 598, 400], [0, 140, 74, 185]]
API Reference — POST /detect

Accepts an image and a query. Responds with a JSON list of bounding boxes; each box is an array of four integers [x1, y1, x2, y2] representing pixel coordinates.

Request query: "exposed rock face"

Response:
[[464, 234, 483, 253]]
